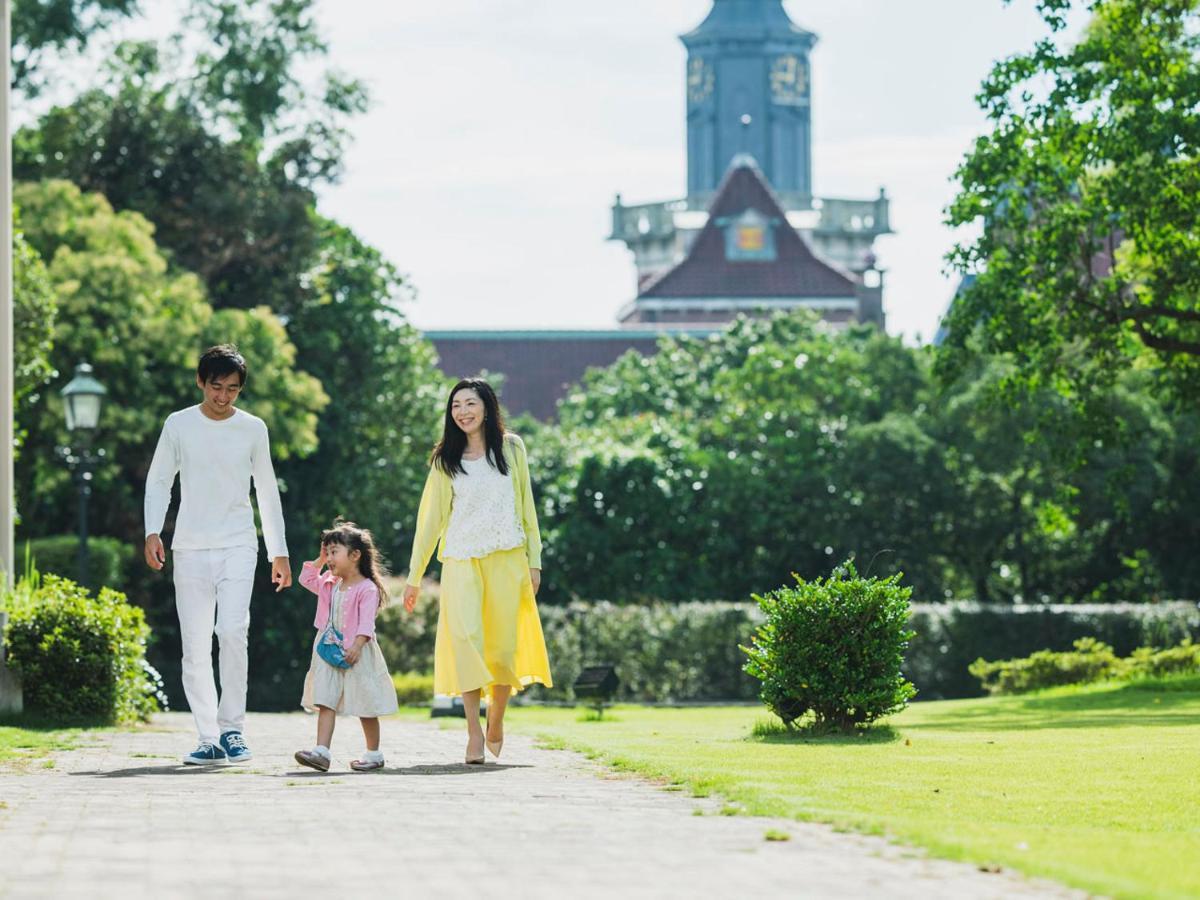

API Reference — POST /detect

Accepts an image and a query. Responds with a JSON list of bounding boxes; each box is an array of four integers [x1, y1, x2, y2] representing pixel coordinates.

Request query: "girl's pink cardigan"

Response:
[[299, 561, 380, 650]]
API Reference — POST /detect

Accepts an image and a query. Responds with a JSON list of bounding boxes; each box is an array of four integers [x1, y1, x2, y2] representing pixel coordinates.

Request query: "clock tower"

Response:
[[610, 0, 890, 317], [683, 0, 816, 200]]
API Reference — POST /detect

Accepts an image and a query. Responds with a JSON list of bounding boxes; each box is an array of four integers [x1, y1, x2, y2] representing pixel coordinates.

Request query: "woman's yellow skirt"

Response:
[[434, 546, 552, 698]]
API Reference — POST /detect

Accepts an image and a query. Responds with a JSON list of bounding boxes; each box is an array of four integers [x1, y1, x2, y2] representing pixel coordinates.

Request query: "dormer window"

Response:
[[718, 208, 778, 261]]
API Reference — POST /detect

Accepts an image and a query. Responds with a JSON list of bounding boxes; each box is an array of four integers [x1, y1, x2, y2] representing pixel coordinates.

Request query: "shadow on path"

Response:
[[69, 762, 533, 779]]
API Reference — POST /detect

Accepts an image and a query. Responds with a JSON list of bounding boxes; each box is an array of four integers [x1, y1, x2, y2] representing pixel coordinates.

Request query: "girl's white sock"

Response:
[[314, 745, 331, 758], [362, 749, 384, 763]]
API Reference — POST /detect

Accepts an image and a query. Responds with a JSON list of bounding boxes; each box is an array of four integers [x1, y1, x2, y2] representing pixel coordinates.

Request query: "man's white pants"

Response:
[[173, 546, 259, 745]]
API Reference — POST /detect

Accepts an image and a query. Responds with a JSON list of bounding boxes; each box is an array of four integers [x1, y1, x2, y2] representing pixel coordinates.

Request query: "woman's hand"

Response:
[[530, 568, 541, 596], [403, 584, 419, 613]]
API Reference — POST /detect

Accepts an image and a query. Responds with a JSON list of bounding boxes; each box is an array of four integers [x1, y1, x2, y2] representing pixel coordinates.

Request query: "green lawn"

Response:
[[0, 721, 97, 767], [506, 678, 1200, 900]]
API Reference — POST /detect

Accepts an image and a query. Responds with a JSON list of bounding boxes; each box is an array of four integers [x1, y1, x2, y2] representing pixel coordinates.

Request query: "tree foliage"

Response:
[[11, 0, 137, 92], [527, 312, 1198, 606], [943, 0, 1200, 405], [13, 179, 327, 539], [13, 218, 56, 411]]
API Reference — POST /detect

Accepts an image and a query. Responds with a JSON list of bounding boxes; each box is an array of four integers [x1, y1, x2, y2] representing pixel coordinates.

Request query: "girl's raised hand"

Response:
[[402, 584, 419, 613]]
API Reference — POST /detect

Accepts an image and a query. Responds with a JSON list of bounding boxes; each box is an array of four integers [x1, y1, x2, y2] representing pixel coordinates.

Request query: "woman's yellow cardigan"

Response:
[[405, 433, 542, 588]]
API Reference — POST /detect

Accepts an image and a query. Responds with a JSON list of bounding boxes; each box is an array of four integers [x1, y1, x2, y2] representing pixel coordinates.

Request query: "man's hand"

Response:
[[272, 556, 293, 592], [403, 584, 419, 613], [144, 534, 166, 571], [530, 568, 541, 596]]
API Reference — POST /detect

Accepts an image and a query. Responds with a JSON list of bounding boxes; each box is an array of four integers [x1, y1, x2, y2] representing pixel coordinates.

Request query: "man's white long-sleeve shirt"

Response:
[[144, 406, 289, 559]]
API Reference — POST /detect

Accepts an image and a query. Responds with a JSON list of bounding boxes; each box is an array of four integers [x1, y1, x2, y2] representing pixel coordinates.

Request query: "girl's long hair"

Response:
[[431, 378, 508, 477], [320, 519, 390, 610]]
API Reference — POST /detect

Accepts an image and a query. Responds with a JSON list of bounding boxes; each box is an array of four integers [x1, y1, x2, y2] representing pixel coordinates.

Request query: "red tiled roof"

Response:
[[638, 157, 857, 300], [428, 333, 664, 420]]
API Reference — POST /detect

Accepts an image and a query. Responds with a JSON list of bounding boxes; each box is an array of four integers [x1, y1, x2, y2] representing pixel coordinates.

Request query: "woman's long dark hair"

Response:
[[432, 378, 508, 477], [320, 519, 391, 610]]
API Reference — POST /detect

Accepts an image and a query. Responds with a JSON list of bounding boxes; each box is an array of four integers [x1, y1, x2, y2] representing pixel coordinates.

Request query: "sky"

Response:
[[307, 0, 1065, 343], [36, 1, 1069, 344]]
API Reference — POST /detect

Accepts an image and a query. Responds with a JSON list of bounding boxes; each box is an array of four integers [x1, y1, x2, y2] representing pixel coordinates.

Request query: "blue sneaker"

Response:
[[220, 731, 253, 763], [182, 742, 227, 766]]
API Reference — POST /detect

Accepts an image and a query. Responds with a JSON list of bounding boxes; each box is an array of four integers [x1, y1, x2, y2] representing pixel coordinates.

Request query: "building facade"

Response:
[[609, 0, 891, 292]]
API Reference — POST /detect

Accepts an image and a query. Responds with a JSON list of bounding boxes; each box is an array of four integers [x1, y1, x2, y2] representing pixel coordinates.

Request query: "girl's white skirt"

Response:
[[301, 635, 399, 718]]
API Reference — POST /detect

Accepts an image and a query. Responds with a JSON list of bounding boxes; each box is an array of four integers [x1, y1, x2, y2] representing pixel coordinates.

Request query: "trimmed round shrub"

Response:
[[3, 575, 164, 723], [742, 562, 917, 730]]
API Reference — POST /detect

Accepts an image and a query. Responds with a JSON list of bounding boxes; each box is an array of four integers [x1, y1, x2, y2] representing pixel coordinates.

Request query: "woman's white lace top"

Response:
[[442, 454, 526, 560]]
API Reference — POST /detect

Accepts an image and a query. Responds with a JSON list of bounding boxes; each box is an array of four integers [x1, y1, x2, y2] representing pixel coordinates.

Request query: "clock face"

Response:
[[688, 57, 715, 105], [770, 54, 809, 106]]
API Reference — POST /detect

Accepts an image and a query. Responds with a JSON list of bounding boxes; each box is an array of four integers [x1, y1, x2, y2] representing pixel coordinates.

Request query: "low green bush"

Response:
[[3, 574, 165, 723], [969, 638, 1123, 694], [1127, 639, 1200, 679], [20, 535, 130, 594], [392, 671, 435, 705], [742, 562, 917, 730], [970, 637, 1200, 695]]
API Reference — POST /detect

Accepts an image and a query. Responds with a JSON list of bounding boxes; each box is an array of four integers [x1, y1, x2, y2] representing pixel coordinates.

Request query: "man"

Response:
[[144, 345, 292, 765]]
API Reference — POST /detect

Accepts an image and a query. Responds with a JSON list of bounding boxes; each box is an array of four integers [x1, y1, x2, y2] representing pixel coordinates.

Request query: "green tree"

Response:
[[13, 179, 326, 540], [538, 311, 1190, 606], [279, 216, 447, 564], [12, 0, 137, 92], [13, 218, 56, 411], [943, 0, 1200, 406], [15, 0, 366, 314]]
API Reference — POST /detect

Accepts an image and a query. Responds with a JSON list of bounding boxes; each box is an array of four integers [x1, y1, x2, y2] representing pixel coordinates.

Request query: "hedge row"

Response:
[[20, 535, 130, 595], [907, 602, 1200, 698], [374, 588, 1199, 702]]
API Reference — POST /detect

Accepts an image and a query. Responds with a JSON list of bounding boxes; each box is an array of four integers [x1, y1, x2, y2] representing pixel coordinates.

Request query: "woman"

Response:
[[402, 378, 552, 764]]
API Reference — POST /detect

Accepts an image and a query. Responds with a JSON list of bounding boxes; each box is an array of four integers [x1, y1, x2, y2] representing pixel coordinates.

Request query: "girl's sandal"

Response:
[[294, 749, 330, 772]]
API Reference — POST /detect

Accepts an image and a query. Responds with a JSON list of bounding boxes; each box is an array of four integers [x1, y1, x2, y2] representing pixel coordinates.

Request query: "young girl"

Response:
[[295, 520, 399, 772]]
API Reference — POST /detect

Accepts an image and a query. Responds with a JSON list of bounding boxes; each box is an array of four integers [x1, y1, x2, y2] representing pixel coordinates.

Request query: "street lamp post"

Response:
[[60, 364, 107, 587]]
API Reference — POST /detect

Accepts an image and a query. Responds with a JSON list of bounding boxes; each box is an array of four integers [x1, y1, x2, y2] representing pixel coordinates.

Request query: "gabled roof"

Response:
[[638, 156, 858, 300]]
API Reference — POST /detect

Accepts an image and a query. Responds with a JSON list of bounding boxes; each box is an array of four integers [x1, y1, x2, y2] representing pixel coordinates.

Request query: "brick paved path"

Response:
[[0, 712, 1087, 899]]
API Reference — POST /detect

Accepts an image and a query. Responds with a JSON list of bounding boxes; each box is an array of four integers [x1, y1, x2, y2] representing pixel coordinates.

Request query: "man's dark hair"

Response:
[[197, 344, 247, 386]]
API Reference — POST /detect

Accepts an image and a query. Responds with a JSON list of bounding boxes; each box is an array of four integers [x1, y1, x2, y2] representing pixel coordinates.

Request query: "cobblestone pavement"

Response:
[[0, 712, 1091, 899]]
